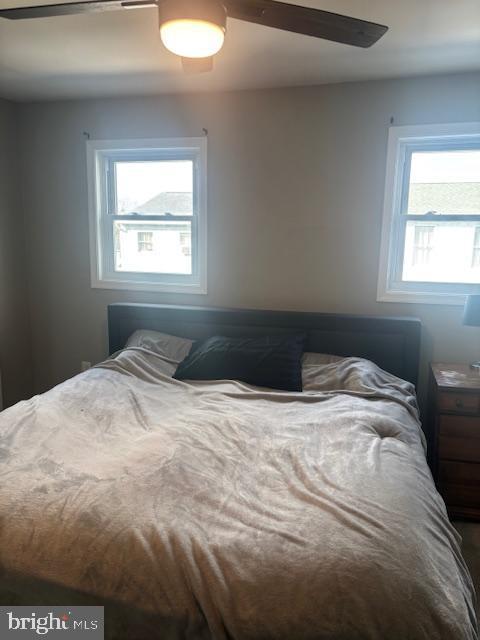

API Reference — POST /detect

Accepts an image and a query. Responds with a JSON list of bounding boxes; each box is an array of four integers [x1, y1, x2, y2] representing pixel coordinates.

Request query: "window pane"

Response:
[[114, 160, 193, 216], [114, 220, 192, 274], [412, 225, 434, 266], [472, 227, 480, 268], [137, 231, 153, 253], [407, 149, 480, 215], [403, 221, 480, 283]]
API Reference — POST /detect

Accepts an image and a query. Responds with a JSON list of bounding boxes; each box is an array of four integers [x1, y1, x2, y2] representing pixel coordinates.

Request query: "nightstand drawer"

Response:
[[439, 462, 480, 509], [438, 415, 480, 462], [439, 460, 480, 485], [438, 392, 479, 414]]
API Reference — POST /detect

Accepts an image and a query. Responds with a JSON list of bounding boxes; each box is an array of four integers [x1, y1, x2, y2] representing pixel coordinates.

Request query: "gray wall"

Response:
[[0, 99, 32, 406], [17, 71, 480, 403]]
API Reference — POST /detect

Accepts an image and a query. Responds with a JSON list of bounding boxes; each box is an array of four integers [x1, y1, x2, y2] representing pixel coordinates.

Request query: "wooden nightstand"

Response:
[[429, 363, 480, 521]]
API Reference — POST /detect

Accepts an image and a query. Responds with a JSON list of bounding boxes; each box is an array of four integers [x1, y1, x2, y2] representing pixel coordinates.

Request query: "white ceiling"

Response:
[[0, 0, 479, 101]]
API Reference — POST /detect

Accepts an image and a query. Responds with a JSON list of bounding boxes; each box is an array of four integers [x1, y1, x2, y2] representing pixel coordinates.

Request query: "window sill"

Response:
[[377, 288, 466, 306], [91, 278, 207, 295]]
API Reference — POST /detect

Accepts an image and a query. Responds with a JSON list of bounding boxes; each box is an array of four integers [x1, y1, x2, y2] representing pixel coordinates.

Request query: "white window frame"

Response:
[[87, 137, 207, 294], [377, 122, 480, 305]]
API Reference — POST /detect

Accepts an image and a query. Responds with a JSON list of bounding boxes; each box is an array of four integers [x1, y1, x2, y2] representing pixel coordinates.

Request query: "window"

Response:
[[472, 227, 480, 268], [87, 138, 207, 293], [378, 122, 480, 304], [137, 232, 153, 253], [412, 225, 434, 266], [179, 232, 191, 257]]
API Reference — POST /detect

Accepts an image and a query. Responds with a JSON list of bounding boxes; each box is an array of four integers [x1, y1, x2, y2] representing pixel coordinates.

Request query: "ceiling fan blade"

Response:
[[224, 0, 388, 48], [0, 0, 156, 20], [181, 57, 214, 74]]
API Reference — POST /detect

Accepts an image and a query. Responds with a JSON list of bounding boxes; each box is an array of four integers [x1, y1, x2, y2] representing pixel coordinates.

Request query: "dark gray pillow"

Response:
[[173, 334, 305, 391]]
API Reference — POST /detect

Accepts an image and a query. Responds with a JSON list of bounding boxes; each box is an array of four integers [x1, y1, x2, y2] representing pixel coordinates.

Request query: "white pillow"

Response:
[[126, 330, 193, 363], [302, 352, 343, 366]]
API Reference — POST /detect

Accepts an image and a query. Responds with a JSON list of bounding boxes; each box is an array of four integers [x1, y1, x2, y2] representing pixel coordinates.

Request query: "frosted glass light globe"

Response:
[[160, 19, 225, 58]]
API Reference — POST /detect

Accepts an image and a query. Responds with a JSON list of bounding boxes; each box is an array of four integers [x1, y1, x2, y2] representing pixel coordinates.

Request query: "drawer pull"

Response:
[[456, 399, 464, 408]]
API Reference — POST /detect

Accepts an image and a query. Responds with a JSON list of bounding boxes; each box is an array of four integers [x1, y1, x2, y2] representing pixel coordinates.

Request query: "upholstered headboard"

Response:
[[108, 304, 421, 386]]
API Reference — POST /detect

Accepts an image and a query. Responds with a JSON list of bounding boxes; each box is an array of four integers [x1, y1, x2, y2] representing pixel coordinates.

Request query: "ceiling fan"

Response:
[[0, 0, 388, 73]]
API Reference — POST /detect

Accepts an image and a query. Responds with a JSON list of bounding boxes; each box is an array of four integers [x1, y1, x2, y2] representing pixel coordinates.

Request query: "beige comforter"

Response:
[[0, 348, 477, 639]]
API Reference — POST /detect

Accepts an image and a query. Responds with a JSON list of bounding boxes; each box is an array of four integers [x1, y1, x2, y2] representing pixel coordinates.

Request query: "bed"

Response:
[[0, 303, 477, 640]]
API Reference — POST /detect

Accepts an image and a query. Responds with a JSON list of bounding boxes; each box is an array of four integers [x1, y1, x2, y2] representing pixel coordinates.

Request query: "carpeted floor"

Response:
[[454, 521, 480, 621]]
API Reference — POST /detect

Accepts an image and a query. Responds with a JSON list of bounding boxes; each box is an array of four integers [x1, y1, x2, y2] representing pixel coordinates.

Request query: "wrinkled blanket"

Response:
[[0, 349, 477, 639]]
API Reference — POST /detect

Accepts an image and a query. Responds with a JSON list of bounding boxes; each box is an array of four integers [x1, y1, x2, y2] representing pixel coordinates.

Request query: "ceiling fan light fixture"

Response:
[[159, 0, 227, 59], [160, 18, 225, 58]]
